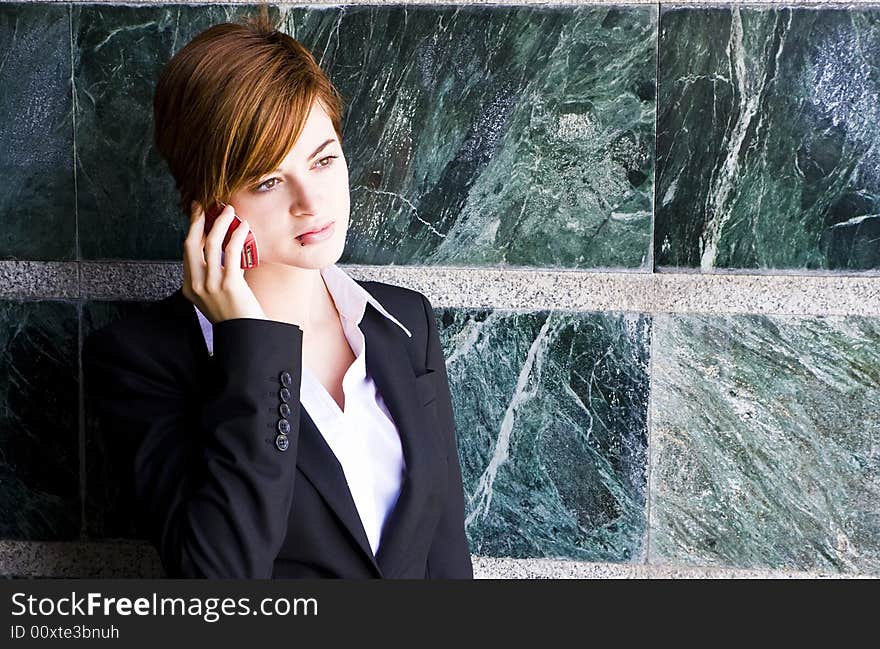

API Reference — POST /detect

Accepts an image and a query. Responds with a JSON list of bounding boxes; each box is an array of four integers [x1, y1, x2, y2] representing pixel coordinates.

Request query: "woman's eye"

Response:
[[256, 177, 280, 192], [255, 156, 338, 192], [314, 155, 338, 169]]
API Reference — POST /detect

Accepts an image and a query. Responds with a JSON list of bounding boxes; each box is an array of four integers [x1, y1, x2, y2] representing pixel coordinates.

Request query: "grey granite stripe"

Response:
[[473, 556, 873, 578], [352, 265, 880, 316], [0, 541, 873, 578], [0, 262, 79, 298], [1, 261, 878, 317], [0, 540, 163, 578], [79, 262, 182, 300]]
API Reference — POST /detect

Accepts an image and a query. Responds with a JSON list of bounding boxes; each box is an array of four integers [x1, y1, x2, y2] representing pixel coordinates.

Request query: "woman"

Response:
[[82, 14, 473, 579]]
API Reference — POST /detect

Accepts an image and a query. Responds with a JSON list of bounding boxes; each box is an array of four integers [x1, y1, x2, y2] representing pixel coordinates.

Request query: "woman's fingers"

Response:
[[183, 201, 207, 297], [180, 201, 266, 324], [223, 217, 252, 281], [203, 204, 238, 292]]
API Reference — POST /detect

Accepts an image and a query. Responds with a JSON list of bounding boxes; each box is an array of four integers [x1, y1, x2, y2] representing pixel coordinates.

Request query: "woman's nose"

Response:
[[287, 180, 321, 215]]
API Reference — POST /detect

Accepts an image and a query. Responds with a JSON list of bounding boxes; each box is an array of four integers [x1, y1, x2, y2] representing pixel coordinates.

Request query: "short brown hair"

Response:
[[152, 7, 345, 217]]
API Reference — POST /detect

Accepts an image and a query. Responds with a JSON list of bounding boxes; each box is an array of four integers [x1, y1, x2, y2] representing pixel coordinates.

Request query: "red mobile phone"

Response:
[[204, 201, 259, 269]]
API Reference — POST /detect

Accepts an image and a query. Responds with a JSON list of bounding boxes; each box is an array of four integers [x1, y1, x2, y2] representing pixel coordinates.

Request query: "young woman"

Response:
[[83, 14, 472, 579]]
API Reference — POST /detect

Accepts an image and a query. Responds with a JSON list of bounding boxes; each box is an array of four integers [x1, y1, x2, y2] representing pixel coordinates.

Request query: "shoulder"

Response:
[[86, 289, 184, 346], [82, 289, 201, 380]]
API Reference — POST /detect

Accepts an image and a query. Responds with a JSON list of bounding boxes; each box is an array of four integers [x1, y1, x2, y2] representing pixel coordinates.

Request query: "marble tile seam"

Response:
[[1, 260, 878, 317], [0, 541, 876, 578]]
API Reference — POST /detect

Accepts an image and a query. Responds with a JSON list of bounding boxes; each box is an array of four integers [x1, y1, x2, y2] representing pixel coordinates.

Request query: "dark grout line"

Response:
[[649, 0, 660, 274]]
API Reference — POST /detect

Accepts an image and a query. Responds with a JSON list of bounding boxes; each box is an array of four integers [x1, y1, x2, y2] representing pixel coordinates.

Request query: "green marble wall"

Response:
[[0, 5, 76, 260], [8, 3, 880, 272], [0, 300, 79, 539], [1, 2, 879, 576]]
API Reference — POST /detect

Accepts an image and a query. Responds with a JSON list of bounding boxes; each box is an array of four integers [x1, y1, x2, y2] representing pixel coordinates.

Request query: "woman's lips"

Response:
[[296, 221, 335, 244]]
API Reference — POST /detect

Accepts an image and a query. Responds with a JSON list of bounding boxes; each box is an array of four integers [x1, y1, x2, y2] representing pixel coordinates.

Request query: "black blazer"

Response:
[[82, 279, 473, 579]]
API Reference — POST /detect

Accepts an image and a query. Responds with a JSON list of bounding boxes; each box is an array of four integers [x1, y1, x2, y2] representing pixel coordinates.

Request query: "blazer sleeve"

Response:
[[420, 293, 474, 579], [82, 316, 303, 579]]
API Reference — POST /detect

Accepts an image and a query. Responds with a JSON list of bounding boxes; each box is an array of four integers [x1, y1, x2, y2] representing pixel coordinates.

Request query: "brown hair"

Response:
[[152, 5, 345, 217]]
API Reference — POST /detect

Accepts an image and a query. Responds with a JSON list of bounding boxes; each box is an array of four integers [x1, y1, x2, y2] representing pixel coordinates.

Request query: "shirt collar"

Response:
[[193, 264, 411, 356], [319, 264, 411, 337]]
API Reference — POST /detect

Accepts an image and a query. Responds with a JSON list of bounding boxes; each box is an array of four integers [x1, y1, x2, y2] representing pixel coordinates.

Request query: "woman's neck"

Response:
[[243, 262, 338, 333]]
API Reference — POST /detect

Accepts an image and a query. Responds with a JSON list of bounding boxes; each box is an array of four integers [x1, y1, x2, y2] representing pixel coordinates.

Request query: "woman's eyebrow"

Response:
[[307, 138, 337, 160], [267, 138, 337, 175]]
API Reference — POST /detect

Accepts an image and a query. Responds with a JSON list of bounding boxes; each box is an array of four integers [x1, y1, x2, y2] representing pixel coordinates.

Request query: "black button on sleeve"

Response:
[[277, 418, 290, 435], [275, 434, 290, 452], [279, 403, 291, 418], [280, 371, 292, 387], [279, 388, 291, 403]]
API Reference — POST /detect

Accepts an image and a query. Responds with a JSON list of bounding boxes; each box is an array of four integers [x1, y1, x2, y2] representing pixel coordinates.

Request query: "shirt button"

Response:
[[279, 403, 291, 418], [279, 388, 291, 403], [277, 418, 291, 435], [280, 371, 292, 387], [275, 434, 290, 452]]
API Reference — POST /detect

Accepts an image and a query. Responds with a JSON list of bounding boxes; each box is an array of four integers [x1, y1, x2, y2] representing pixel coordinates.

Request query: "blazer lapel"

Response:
[[359, 301, 446, 578], [289, 300, 445, 578], [295, 300, 444, 578], [294, 411, 382, 576]]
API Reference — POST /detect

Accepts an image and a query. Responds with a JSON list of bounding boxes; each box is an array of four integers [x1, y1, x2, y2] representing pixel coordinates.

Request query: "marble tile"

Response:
[[0, 300, 79, 540], [74, 4, 654, 267], [655, 6, 880, 271], [0, 4, 76, 260], [650, 314, 880, 575], [435, 307, 651, 561], [81, 299, 155, 539]]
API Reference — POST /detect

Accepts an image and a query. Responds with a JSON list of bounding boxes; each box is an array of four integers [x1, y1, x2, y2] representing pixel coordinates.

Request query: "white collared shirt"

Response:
[[193, 264, 411, 555]]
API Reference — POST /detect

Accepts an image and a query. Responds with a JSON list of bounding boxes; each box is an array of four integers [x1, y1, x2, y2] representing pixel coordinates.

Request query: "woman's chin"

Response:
[[263, 242, 345, 270]]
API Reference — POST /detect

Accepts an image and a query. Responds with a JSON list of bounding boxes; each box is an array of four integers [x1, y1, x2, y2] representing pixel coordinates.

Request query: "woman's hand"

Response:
[[183, 201, 267, 324]]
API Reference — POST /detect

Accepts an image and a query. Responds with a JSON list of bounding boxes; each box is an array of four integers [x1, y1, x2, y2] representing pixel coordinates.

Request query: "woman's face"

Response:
[[227, 99, 349, 270]]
